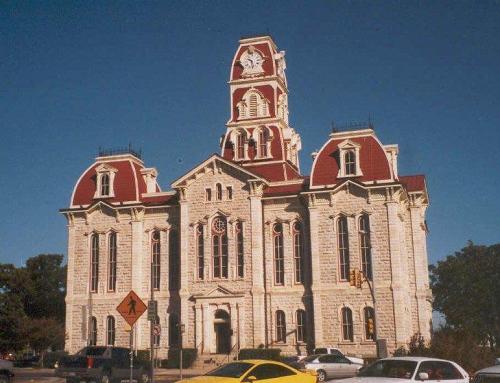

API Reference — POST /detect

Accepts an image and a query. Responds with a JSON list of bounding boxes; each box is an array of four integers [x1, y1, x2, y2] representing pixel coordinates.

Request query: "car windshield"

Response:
[[205, 362, 254, 378], [77, 347, 107, 356], [358, 360, 418, 379], [302, 355, 321, 362], [315, 348, 327, 354]]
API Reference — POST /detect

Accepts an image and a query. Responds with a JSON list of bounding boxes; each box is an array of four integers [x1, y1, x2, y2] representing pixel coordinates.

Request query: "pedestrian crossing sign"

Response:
[[116, 290, 147, 326]]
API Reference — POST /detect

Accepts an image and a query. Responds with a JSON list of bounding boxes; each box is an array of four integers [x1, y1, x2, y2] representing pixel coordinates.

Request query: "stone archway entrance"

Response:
[[214, 309, 231, 354]]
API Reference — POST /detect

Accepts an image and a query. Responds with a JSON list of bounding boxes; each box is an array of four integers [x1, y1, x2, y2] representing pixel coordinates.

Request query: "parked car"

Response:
[[54, 346, 150, 383], [0, 359, 14, 383], [472, 364, 500, 383], [313, 347, 364, 365], [293, 354, 362, 382], [176, 359, 317, 383], [337, 357, 469, 383]]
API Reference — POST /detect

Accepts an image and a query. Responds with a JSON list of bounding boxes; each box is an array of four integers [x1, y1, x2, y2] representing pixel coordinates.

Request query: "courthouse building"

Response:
[[61, 36, 432, 358]]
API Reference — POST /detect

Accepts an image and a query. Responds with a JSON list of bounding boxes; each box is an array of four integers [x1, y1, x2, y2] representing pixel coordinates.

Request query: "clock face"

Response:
[[240, 46, 264, 77]]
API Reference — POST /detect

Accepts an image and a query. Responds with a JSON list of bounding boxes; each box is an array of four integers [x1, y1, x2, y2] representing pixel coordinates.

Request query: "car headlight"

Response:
[[54, 361, 59, 369]]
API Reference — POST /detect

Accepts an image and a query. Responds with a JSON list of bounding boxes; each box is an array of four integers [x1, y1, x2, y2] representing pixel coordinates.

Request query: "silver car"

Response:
[[297, 354, 363, 382]]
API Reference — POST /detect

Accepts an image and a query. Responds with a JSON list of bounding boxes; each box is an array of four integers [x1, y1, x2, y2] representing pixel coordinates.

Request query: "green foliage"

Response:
[[394, 329, 496, 373], [166, 348, 197, 368], [429, 242, 500, 351], [238, 348, 281, 361], [0, 254, 67, 353]]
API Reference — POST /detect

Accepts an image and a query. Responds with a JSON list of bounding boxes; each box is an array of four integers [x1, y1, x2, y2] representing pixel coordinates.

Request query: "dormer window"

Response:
[[338, 140, 362, 178], [233, 130, 248, 161], [252, 126, 273, 159], [237, 88, 270, 120], [94, 164, 118, 198]]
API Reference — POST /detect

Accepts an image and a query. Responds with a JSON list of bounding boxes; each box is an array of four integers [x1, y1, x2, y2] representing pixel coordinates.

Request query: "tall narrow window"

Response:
[[293, 222, 304, 284], [359, 214, 372, 280], [89, 316, 97, 346], [236, 222, 244, 278], [90, 233, 99, 292], [226, 186, 233, 200], [249, 93, 258, 116], [259, 128, 268, 157], [216, 183, 223, 201], [344, 151, 356, 175], [273, 223, 284, 285], [337, 216, 350, 281], [153, 315, 160, 347], [212, 217, 228, 278], [169, 230, 179, 290], [276, 310, 286, 343], [100, 173, 110, 196], [205, 188, 212, 202], [364, 307, 375, 340], [296, 310, 306, 343], [169, 314, 180, 347], [108, 232, 117, 291], [152, 230, 161, 290], [106, 316, 115, 346], [237, 133, 245, 159], [196, 225, 204, 280], [341, 307, 354, 341]]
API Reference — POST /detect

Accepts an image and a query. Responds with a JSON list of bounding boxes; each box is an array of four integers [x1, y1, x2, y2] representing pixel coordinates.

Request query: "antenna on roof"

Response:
[[368, 113, 374, 129], [331, 120, 339, 133]]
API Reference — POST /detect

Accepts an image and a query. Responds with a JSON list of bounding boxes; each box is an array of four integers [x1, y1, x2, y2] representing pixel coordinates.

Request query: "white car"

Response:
[[337, 357, 469, 383], [472, 363, 500, 383], [313, 347, 364, 365], [296, 354, 363, 382]]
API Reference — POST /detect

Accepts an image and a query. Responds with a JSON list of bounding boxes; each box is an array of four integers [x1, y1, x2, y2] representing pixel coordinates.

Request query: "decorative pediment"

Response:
[[171, 154, 266, 189], [95, 163, 118, 173], [338, 139, 361, 150], [191, 285, 244, 300]]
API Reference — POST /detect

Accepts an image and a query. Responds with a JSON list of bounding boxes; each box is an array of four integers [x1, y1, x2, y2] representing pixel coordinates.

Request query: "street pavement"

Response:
[[13, 368, 201, 383]]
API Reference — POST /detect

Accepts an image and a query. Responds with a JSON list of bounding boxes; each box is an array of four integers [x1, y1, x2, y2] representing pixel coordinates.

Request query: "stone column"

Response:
[[410, 204, 432, 340], [230, 303, 238, 351], [202, 304, 210, 354], [308, 205, 324, 346], [65, 217, 76, 352], [386, 200, 409, 347], [249, 188, 266, 347]]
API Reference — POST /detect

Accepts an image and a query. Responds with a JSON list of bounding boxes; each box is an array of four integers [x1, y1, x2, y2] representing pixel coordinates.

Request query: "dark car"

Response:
[[55, 346, 150, 383]]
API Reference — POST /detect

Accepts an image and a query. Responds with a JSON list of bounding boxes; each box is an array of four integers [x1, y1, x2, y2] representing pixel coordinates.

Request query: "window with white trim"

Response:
[[106, 315, 115, 346], [236, 88, 270, 120], [273, 223, 284, 285], [236, 221, 244, 278], [196, 225, 204, 280], [296, 309, 306, 343], [341, 307, 354, 341], [359, 214, 372, 281], [212, 217, 228, 279], [337, 140, 362, 178], [90, 233, 99, 293], [276, 310, 286, 343], [108, 232, 117, 291], [151, 230, 161, 290], [94, 164, 117, 198], [337, 216, 350, 281], [293, 221, 304, 284]]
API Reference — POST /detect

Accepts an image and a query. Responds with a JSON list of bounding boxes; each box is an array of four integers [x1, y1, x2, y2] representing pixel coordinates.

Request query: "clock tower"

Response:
[[220, 36, 302, 182]]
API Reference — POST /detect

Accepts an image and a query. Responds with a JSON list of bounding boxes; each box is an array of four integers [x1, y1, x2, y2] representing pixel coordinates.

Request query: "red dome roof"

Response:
[[310, 131, 393, 188], [70, 155, 154, 207]]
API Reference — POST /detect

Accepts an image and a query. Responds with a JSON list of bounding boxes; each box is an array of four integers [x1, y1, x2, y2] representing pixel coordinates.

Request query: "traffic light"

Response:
[[349, 269, 356, 286], [356, 270, 363, 288], [367, 318, 375, 335]]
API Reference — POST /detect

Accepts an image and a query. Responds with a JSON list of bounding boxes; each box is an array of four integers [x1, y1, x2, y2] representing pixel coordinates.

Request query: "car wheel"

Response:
[[317, 369, 327, 382]]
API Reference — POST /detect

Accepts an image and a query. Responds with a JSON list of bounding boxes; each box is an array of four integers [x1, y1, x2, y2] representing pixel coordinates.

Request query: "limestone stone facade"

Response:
[[61, 36, 432, 359]]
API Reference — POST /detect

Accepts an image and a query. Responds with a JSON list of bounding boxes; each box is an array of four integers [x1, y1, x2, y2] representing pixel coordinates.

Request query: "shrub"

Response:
[[238, 348, 281, 361], [166, 348, 197, 368]]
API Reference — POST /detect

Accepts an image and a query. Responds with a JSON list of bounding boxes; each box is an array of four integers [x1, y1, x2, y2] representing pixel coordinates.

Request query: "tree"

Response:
[[26, 318, 65, 353], [429, 242, 500, 351]]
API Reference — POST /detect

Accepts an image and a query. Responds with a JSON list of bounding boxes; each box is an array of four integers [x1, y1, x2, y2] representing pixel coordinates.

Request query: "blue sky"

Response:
[[1, 1, 499, 266]]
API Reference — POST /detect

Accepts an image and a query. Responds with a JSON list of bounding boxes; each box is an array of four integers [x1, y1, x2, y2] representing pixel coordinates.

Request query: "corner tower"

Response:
[[221, 36, 302, 182]]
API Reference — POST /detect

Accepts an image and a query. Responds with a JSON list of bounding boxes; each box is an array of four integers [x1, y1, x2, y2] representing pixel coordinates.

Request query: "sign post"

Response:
[[117, 291, 147, 383]]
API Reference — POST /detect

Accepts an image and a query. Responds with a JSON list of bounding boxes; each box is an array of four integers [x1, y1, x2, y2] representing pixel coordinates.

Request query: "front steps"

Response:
[[191, 353, 236, 370]]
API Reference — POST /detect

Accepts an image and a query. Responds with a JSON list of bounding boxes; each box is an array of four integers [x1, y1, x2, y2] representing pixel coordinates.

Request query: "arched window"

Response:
[[169, 230, 179, 290], [236, 132, 246, 160], [108, 232, 117, 291], [364, 307, 375, 340], [152, 230, 161, 290], [296, 309, 306, 343], [236, 222, 244, 278], [196, 225, 204, 280], [273, 223, 284, 285], [153, 315, 160, 347], [341, 307, 354, 342], [212, 217, 228, 278], [216, 183, 223, 201], [359, 214, 372, 281], [258, 128, 269, 157], [249, 93, 258, 117], [276, 310, 286, 343], [89, 316, 97, 346], [90, 233, 99, 292], [344, 151, 356, 175], [106, 316, 115, 346], [293, 221, 304, 284], [337, 216, 350, 281], [100, 173, 110, 196], [168, 314, 180, 348]]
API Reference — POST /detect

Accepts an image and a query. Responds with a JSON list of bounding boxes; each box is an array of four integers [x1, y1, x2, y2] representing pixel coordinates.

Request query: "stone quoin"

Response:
[[61, 35, 432, 358]]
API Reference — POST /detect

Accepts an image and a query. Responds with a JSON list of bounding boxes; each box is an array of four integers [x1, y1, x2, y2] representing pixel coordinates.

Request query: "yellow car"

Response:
[[176, 359, 317, 383]]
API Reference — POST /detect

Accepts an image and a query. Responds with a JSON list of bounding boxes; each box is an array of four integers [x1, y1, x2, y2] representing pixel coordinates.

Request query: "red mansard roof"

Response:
[[400, 175, 426, 192], [142, 193, 178, 206], [263, 181, 308, 197], [310, 133, 392, 188], [245, 162, 302, 182]]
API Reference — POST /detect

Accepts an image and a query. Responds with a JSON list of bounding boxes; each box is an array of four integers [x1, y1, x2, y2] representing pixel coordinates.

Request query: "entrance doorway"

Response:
[[214, 309, 231, 354]]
